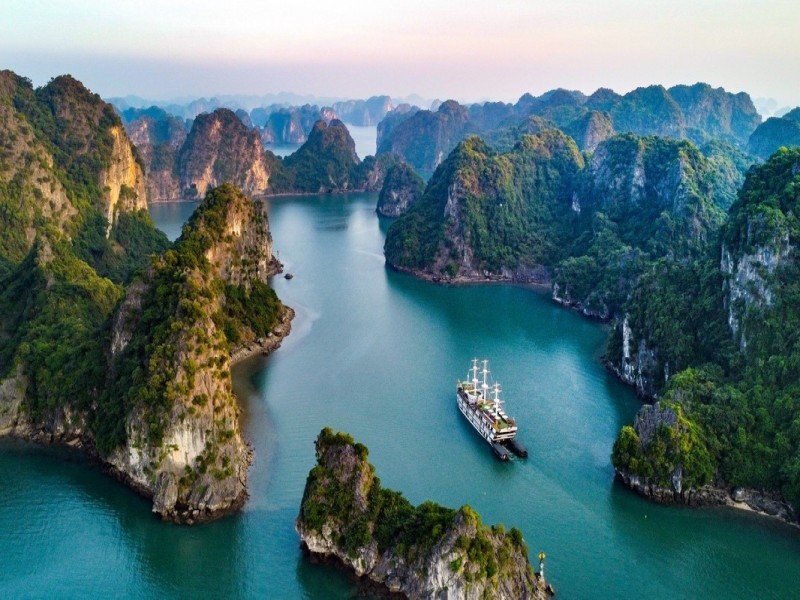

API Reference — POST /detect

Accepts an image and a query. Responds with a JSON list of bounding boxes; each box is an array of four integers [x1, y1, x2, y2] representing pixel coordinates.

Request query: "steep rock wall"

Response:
[[179, 109, 270, 198], [104, 185, 286, 522], [99, 125, 148, 229]]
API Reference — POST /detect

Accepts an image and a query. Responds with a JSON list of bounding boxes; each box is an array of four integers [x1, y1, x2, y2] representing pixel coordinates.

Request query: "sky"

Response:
[[3, 0, 800, 107]]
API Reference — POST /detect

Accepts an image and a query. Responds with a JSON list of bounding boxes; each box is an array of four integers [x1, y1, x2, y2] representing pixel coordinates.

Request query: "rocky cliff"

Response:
[[609, 149, 800, 514], [297, 429, 552, 599], [0, 72, 74, 267], [376, 160, 425, 217], [553, 134, 732, 329], [562, 111, 615, 152], [377, 83, 761, 178], [384, 132, 583, 281], [35, 75, 148, 219], [100, 125, 149, 226], [613, 398, 797, 523], [259, 104, 329, 145], [103, 183, 288, 522], [720, 147, 798, 348], [125, 107, 187, 201], [271, 119, 366, 193], [377, 100, 472, 177], [332, 95, 393, 126], [668, 83, 761, 146], [0, 70, 165, 285], [748, 108, 800, 159], [1, 79, 291, 522], [178, 108, 271, 198]]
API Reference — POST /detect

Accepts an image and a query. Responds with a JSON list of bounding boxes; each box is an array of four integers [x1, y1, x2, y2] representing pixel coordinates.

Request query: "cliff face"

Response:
[[271, 119, 364, 194], [612, 315, 660, 397], [583, 134, 726, 252], [377, 100, 471, 177], [0, 73, 74, 264], [563, 110, 615, 152], [125, 108, 187, 201], [260, 104, 329, 145], [376, 160, 425, 217], [608, 149, 800, 514], [748, 110, 800, 159], [179, 108, 271, 198], [720, 147, 799, 348], [297, 429, 551, 600], [384, 132, 583, 281], [0, 122, 289, 525], [0, 72, 148, 249], [376, 83, 759, 180], [552, 134, 730, 333], [104, 184, 287, 522], [99, 125, 149, 226], [333, 95, 393, 126], [668, 83, 761, 146]]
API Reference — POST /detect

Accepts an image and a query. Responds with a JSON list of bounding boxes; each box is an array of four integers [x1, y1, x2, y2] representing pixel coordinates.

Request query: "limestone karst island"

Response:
[[3, 1, 800, 598]]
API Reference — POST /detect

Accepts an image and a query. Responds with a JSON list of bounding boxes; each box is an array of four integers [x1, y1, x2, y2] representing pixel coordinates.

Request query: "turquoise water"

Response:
[[2, 193, 799, 599]]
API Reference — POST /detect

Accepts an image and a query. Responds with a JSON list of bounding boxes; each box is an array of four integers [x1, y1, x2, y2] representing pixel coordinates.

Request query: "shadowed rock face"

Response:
[[748, 111, 800, 159], [178, 108, 271, 199], [376, 161, 425, 217], [297, 428, 552, 600], [125, 109, 188, 201]]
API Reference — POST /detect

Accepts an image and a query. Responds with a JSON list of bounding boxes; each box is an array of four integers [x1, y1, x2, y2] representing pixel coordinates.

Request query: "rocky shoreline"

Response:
[[230, 305, 295, 366], [386, 262, 552, 287], [615, 469, 798, 527]]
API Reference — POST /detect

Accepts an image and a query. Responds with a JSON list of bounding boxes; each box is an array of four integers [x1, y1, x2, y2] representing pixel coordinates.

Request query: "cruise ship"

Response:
[[457, 359, 528, 460]]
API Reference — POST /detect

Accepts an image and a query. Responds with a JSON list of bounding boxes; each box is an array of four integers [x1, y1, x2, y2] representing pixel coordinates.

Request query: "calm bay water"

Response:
[[2, 193, 799, 599]]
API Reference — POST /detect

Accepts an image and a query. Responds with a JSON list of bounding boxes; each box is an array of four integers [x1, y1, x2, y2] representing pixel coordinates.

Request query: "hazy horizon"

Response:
[[3, 0, 800, 109]]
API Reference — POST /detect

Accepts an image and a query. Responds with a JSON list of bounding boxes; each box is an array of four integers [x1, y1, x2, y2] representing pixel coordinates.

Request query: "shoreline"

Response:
[[615, 470, 799, 529], [230, 304, 295, 367], [385, 261, 553, 289], [0, 303, 295, 525]]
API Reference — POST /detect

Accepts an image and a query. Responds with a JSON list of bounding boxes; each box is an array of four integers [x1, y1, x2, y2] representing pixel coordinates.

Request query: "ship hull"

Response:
[[457, 393, 518, 460]]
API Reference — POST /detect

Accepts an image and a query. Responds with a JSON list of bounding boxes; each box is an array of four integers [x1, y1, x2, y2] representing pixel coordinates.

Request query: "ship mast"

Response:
[[493, 382, 501, 418], [471, 358, 479, 394], [482, 360, 489, 402]]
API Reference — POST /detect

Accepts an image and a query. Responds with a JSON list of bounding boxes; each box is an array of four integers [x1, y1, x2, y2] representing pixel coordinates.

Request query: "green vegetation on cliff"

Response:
[[376, 159, 425, 217], [376, 82, 760, 178], [300, 428, 460, 559], [297, 428, 542, 597], [270, 119, 367, 193], [1, 71, 287, 521], [385, 132, 584, 277], [748, 109, 800, 160], [611, 149, 800, 506], [101, 184, 281, 452], [0, 237, 122, 419], [0, 70, 169, 429], [551, 134, 736, 317]]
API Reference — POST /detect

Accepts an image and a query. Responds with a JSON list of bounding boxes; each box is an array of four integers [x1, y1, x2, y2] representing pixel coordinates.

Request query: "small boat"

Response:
[[284, 272, 294, 280], [457, 359, 527, 460]]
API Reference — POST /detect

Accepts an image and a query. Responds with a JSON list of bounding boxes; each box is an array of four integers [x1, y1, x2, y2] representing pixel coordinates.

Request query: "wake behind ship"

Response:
[[457, 359, 528, 460]]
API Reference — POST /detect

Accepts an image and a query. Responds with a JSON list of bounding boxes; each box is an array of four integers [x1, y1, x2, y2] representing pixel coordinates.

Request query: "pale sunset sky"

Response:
[[2, 0, 799, 107]]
